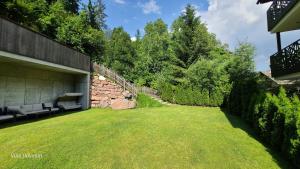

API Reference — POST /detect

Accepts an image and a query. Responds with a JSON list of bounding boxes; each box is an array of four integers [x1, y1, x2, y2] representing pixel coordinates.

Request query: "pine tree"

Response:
[[171, 4, 214, 68], [86, 0, 107, 30], [62, 0, 79, 14]]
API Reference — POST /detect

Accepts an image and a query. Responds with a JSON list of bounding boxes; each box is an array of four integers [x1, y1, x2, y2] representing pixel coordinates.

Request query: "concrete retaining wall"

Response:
[[0, 63, 75, 107]]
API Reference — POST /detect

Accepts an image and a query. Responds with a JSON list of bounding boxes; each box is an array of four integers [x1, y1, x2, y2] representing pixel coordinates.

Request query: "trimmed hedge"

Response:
[[159, 83, 224, 107], [227, 81, 300, 168]]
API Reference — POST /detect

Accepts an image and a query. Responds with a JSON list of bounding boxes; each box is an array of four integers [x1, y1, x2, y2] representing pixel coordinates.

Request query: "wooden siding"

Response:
[[0, 17, 90, 72]]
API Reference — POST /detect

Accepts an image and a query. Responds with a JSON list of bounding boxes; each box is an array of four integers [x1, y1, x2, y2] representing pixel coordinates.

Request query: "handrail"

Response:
[[267, 0, 297, 31], [270, 39, 300, 77], [93, 63, 158, 97]]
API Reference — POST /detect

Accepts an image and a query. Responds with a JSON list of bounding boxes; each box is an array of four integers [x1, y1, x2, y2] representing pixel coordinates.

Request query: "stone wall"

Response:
[[91, 74, 136, 109]]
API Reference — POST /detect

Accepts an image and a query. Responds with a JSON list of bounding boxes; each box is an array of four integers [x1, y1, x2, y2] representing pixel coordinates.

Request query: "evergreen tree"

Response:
[[171, 4, 215, 68], [86, 0, 107, 30], [62, 0, 79, 14], [136, 29, 141, 41]]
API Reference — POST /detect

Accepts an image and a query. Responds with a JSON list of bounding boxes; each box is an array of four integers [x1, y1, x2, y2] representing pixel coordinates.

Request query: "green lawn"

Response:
[[0, 106, 291, 169]]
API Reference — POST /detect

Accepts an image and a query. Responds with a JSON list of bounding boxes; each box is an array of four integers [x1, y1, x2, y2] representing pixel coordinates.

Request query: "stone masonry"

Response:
[[90, 74, 136, 110]]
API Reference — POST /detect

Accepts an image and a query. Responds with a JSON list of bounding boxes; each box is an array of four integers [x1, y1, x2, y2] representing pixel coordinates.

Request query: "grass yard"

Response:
[[0, 106, 291, 169]]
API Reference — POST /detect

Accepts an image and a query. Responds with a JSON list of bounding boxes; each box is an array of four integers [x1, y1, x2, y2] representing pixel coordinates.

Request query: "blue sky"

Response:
[[81, 0, 300, 72], [82, 0, 208, 36]]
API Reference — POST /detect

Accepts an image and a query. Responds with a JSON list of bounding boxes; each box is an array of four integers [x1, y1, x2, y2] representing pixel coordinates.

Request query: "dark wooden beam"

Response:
[[276, 32, 282, 52], [257, 0, 273, 4]]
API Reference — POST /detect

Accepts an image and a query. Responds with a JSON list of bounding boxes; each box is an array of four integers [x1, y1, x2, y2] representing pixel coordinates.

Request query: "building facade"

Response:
[[0, 17, 90, 109], [258, 0, 300, 80]]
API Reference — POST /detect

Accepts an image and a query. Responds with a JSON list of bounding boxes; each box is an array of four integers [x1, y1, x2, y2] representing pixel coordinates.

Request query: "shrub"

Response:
[[197, 89, 210, 106], [226, 81, 300, 168], [210, 90, 224, 107], [174, 87, 191, 105], [271, 88, 292, 150], [258, 93, 279, 143], [136, 94, 163, 108], [284, 95, 300, 167], [160, 83, 174, 103], [252, 91, 267, 133], [245, 92, 258, 123]]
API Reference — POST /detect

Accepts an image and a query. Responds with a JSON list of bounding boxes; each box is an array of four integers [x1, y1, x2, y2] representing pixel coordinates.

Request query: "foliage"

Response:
[[1, 0, 48, 30], [85, 0, 107, 30], [227, 82, 300, 168], [133, 19, 173, 87], [136, 94, 163, 108], [227, 42, 256, 82], [171, 4, 215, 67], [56, 11, 105, 62], [104, 27, 136, 81], [187, 58, 231, 102], [39, 0, 67, 38]]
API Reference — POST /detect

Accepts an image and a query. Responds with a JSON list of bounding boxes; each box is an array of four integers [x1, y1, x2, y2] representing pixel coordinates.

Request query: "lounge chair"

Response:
[[7, 104, 49, 117], [43, 103, 60, 113], [57, 101, 82, 111], [0, 106, 14, 122]]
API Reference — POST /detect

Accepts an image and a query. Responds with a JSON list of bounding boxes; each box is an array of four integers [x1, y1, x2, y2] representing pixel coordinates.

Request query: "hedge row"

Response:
[[160, 84, 224, 107], [227, 81, 300, 168]]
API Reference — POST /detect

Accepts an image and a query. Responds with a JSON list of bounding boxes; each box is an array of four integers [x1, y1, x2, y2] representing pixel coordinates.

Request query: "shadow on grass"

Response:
[[221, 108, 293, 169], [0, 110, 82, 129]]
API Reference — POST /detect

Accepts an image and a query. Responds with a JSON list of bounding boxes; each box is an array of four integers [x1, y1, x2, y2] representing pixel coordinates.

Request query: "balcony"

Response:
[[267, 0, 300, 33], [270, 39, 300, 79]]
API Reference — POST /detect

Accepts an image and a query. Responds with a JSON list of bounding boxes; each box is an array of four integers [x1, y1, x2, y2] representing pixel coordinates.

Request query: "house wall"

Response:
[[0, 63, 75, 107]]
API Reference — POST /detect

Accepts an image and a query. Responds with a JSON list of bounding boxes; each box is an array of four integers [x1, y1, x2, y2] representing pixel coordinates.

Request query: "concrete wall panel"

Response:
[[0, 63, 76, 106], [0, 76, 6, 106], [5, 77, 25, 106]]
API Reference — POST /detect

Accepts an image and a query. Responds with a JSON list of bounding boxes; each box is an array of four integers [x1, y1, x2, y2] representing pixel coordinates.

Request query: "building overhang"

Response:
[[274, 72, 300, 81], [0, 50, 90, 75], [270, 1, 300, 33], [0, 17, 91, 72]]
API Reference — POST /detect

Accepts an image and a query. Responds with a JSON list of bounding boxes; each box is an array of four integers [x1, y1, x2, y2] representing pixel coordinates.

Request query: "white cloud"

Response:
[[131, 37, 137, 41], [138, 0, 161, 14], [198, 0, 300, 71], [114, 0, 125, 4]]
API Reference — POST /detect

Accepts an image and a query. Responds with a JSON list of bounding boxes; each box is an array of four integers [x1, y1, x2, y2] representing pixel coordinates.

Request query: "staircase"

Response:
[[150, 95, 173, 106], [92, 63, 160, 98]]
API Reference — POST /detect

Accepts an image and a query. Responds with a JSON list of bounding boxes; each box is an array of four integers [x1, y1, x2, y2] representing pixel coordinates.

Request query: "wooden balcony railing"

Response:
[[267, 0, 297, 31], [0, 17, 90, 72], [270, 39, 300, 78]]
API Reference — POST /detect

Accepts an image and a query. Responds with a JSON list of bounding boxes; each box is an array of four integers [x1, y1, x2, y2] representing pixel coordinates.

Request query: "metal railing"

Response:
[[267, 0, 297, 31], [93, 63, 158, 97], [270, 39, 300, 77]]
